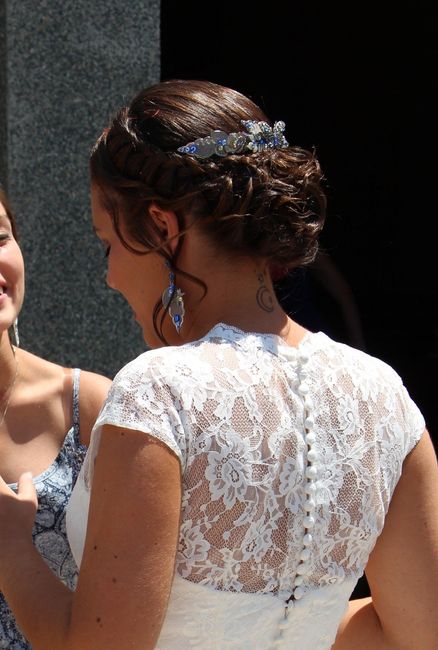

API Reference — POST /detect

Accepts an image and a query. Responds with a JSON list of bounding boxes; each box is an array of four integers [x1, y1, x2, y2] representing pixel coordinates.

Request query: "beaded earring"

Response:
[[13, 319, 20, 347], [161, 263, 185, 333]]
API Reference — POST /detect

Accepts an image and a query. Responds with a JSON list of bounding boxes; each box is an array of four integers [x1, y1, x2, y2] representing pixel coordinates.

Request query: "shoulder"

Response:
[[112, 339, 210, 387], [78, 369, 112, 413], [311, 332, 404, 386], [15, 348, 69, 404], [15, 347, 65, 380], [310, 332, 425, 449], [13, 349, 111, 444], [78, 369, 112, 404], [17, 347, 111, 405], [76, 370, 111, 444]]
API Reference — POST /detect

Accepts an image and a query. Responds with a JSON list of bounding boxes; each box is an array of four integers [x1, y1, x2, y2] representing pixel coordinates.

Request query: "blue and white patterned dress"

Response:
[[0, 368, 86, 649]]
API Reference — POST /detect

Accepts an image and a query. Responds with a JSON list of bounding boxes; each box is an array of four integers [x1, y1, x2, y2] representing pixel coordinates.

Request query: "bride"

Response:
[[0, 80, 437, 649]]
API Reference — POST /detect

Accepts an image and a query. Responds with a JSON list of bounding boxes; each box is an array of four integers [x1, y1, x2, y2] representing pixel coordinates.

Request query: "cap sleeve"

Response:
[[83, 354, 188, 487], [395, 382, 426, 457]]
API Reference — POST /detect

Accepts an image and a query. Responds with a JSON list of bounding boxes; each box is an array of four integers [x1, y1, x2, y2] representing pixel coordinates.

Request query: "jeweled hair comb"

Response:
[[177, 120, 289, 159]]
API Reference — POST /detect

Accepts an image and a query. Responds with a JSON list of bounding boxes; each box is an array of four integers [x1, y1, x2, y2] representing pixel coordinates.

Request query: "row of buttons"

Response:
[[272, 350, 317, 647]]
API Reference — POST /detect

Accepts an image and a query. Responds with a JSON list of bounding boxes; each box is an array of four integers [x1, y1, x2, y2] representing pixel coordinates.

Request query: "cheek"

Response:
[[12, 256, 25, 301], [0, 250, 25, 314], [106, 245, 127, 289], [1, 247, 25, 282], [105, 256, 117, 289]]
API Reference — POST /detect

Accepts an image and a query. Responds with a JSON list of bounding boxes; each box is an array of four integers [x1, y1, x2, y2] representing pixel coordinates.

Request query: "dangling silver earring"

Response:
[[13, 319, 20, 347], [162, 263, 185, 333]]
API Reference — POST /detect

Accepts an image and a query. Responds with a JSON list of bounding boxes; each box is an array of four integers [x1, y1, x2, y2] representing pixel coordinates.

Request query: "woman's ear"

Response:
[[148, 203, 180, 255]]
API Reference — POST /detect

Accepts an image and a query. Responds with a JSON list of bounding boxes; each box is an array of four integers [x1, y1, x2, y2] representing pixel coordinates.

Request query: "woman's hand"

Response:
[[0, 472, 38, 572]]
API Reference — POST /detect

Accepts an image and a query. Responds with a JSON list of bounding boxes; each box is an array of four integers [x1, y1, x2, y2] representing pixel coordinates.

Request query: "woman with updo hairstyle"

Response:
[[1, 80, 437, 649]]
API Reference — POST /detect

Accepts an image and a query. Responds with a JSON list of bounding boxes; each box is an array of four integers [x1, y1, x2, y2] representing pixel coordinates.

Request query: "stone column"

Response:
[[1, 0, 160, 378]]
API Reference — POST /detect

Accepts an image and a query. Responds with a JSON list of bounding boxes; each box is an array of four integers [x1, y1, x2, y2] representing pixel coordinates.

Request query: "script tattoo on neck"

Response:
[[256, 272, 274, 312]]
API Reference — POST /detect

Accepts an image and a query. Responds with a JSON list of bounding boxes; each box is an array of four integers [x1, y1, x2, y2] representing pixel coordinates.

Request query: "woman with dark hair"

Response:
[[0, 187, 111, 648], [0, 80, 437, 649]]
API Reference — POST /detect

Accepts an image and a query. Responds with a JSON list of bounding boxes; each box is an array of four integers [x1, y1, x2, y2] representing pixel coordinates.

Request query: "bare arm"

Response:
[[334, 430, 438, 649], [0, 425, 182, 649]]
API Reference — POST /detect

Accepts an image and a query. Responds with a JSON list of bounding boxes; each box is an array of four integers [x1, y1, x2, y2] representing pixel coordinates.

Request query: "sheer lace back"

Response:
[[84, 323, 424, 603]]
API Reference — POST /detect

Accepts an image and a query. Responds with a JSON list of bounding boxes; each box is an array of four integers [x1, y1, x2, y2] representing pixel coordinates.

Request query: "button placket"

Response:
[[273, 345, 318, 648], [293, 350, 317, 601]]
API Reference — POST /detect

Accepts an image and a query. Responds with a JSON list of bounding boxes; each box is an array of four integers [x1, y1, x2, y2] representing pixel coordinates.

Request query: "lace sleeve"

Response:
[[83, 353, 187, 487], [395, 382, 426, 457]]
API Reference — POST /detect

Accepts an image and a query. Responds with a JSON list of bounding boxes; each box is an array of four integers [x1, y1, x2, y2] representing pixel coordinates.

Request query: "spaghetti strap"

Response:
[[72, 368, 81, 433]]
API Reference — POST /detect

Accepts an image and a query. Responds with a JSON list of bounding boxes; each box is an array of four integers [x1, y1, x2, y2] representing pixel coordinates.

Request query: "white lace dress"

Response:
[[66, 324, 425, 649]]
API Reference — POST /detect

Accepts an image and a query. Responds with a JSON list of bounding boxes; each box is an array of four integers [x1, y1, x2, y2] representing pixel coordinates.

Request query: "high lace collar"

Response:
[[202, 322, 318, 358]]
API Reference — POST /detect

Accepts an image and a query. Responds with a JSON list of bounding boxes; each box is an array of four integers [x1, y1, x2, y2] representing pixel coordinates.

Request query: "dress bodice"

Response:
[[155, 573, 357, 649], [67, 326, 424, 648]]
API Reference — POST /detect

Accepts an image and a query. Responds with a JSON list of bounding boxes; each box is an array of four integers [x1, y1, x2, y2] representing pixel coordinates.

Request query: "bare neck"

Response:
[[0, 331, 18, 389], [179, 257, 308, 348]]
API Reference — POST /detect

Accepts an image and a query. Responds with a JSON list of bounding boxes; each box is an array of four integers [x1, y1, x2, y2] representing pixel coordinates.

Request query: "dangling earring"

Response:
[[162, 263, 185, 333], [13, 319, 20, 348]]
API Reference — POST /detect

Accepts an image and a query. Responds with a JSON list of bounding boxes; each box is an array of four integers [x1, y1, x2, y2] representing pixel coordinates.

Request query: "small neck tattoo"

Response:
[[256, 272, 274, 313]]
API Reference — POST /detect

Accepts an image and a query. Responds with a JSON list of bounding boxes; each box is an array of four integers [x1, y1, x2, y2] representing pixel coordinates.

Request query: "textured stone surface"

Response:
[[0, 2, 6, 186], [1, 0, 160, 377]]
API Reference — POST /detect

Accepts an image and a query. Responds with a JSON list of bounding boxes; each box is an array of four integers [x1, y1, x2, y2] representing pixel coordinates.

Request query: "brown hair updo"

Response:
[[90, 79, 326, 269]]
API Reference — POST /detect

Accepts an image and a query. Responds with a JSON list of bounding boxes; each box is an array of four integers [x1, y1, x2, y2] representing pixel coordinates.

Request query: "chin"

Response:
[[141, 325, 163, 350], [0, 318, 16, 335]]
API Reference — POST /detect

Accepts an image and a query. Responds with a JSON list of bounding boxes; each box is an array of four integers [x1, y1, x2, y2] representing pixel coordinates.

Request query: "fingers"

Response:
[[0, 472, 38, 554], [17, 472, 38, 507], [0, 471, 36, 503]]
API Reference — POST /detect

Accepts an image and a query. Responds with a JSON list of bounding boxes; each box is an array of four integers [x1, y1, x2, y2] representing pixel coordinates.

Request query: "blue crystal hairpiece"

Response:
[[177, 120, 289, 159]]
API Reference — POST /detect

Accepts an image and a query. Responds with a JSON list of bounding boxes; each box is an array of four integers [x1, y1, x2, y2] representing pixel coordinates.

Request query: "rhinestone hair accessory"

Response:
[[177, 120, 289, 159]]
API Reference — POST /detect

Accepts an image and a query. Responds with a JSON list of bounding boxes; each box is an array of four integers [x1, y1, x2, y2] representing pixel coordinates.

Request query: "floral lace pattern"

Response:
[[72, 325, 424, 648], [0, 369, 85, 650]]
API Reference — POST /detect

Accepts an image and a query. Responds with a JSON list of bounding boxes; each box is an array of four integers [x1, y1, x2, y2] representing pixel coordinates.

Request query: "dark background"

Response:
[[161, 2, 437, 445]]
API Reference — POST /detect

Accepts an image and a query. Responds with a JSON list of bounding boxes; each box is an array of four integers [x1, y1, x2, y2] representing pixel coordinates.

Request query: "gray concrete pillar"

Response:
[[1, 0, 160, 378]]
